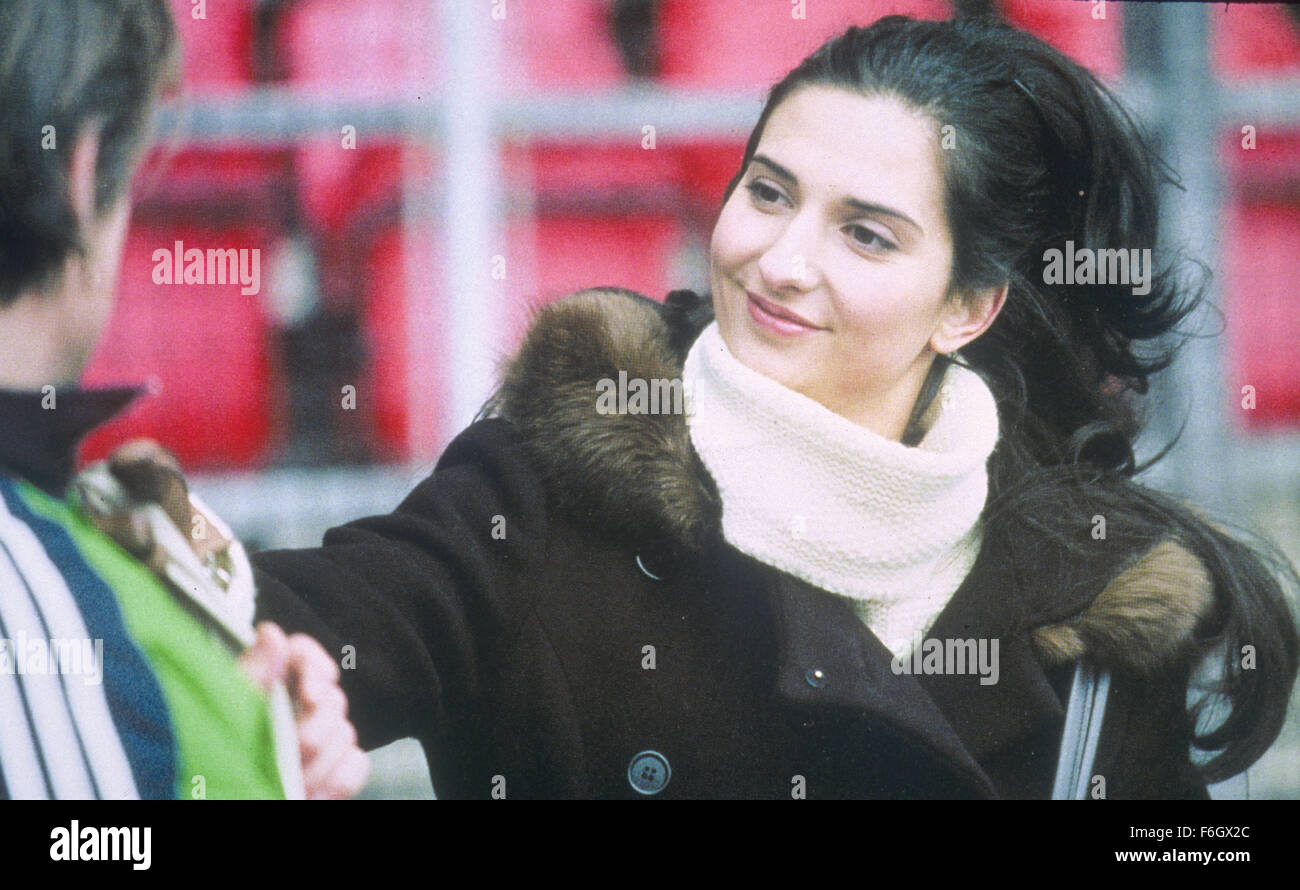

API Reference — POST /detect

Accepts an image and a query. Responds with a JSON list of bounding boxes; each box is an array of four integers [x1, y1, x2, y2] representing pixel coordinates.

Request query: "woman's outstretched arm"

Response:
[[251, 417, 549, 754]]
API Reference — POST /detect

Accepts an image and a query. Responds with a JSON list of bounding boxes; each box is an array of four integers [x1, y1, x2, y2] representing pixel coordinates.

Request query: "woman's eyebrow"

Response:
[[750, 153, 924, 238], [842, 197, 924, 238], [751, 153, 800, 184]]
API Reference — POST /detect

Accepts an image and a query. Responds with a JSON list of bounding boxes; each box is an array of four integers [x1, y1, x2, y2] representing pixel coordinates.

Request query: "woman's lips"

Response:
[[745, 291, 825, 337]]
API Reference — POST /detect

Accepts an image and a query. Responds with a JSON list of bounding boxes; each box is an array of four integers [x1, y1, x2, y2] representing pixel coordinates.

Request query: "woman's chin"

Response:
[[731, 335, 805, 389]]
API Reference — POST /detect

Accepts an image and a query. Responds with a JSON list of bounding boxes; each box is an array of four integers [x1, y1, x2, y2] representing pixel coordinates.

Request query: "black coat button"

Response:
[[634, 539, 679, 581], [627, 751, 671, 795], [805, 668, 827, 688], [635, 553, 665, 580]]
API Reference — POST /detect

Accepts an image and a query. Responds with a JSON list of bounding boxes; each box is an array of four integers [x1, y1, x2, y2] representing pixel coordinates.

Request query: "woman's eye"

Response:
[[745, 180, 786, 206], [845, 224, 895, 252]]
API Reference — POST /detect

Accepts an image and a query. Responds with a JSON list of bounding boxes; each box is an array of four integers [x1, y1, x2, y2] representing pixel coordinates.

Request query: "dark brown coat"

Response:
[[253, 288, 1217, 799]]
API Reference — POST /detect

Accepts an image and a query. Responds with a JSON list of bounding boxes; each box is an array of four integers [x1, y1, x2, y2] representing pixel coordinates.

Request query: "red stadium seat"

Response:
[[357, 225, 445, 462], [501, 142, 699, 274], [1221, 130, 1300, 431], [280, 0, 440, 99], [1211, 4, 1300, 80], [306, 138, 683, 454], [281, 0, 626, 239], [294, 141, 434, 242], [1222, 129, 1300, 192], [657, 0, 952, 90], [168, 0, 258, 92], [1223, 199, 1300, 430], [355, 213, 683, 459], [132, 145, 289, 219], [499, 0, 626, 92], [998, 0, 1123, 80], [80, 224, 283, 470], [504, 214, 683, 344], [281, 0, 623, 98], [140, 6, 285, 227], [504, 141, 683, 198], [678, 141, 746, 219]]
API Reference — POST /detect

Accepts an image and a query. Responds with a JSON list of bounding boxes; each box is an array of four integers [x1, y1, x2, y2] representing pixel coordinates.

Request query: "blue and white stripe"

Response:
[[0, 479, 167, 799]]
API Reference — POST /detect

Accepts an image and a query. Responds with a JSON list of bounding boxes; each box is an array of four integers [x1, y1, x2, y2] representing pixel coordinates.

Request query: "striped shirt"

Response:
[[0, 387, 283, 799]]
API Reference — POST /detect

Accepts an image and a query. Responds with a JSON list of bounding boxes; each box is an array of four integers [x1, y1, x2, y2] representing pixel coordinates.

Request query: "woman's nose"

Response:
[[756, 217, 820, 293]]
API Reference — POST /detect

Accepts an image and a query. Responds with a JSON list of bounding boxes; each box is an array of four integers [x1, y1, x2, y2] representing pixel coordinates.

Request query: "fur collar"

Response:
[[490, 287, 1215, 675]]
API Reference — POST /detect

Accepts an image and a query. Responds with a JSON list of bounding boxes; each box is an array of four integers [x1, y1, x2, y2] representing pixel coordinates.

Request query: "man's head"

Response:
[[0, 0, 177, 382]]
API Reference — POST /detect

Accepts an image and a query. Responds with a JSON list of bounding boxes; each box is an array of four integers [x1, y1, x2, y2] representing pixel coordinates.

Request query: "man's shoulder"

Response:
[[0, 474, 85, 559]]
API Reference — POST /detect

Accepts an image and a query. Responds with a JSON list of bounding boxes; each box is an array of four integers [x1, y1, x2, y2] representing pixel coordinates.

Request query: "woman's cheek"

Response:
[[711, 223, 764, 321], [709, 213, 745, 285], [826, 288, 923, 375]]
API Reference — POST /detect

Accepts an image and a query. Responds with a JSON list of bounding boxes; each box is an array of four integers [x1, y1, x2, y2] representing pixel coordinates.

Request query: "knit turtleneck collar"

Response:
[[681, 321, 1000, 657]]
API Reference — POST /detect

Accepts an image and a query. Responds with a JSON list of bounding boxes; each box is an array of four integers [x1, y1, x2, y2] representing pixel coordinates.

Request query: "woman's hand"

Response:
[[88, 439, 370, 799], [239, 622, 370, 800]]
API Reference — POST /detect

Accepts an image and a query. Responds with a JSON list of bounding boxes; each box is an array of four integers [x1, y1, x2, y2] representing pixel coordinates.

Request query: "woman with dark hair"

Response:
[[246, 14, 1298, 798]]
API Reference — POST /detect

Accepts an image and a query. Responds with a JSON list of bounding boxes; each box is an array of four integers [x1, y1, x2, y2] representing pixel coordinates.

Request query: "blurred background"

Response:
[[75, 0, 1300, 798]]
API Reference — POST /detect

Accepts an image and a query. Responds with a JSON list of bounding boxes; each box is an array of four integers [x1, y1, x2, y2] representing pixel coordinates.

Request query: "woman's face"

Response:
[[709, 85, 997, 439]]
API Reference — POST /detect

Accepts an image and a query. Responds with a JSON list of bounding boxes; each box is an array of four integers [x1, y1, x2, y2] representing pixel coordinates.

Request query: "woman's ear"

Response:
[[930, 283, 1008, 355]]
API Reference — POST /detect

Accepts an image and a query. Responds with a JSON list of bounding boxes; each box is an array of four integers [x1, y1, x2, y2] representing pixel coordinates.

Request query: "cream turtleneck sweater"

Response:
[[681, 321, 1000, 658]]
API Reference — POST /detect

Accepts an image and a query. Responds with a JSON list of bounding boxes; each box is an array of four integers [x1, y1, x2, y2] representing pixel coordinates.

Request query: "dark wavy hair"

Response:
[[0, 0, 179, 305], [722, 15, 1298, 785]]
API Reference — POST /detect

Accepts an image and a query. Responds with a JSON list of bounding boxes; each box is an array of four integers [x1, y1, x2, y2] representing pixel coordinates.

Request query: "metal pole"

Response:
[[1134, 4, 1250, 800], [428, 0, 503, 455], [1134, 4, 1234, 516]]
